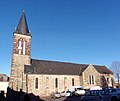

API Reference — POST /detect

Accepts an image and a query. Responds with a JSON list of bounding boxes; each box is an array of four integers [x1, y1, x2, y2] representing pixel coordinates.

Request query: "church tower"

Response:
[[9, 11, 31, 92]]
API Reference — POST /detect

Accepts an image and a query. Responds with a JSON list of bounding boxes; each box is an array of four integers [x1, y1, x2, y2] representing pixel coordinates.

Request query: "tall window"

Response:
[[64, 77, 67, 91], [92, 75, 94, 84], [23, 41, 26, 55], [18, 39, 26, 55], [55, 78, 58, 88], [35, 78, 38, 89], [18, 40, 22, 54], [107, 78, 110, 84], [89, 75, 95, 85], [72, 78, 74, 86]]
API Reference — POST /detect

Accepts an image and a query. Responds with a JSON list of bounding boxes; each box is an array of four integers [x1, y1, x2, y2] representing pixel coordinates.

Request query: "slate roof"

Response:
[[94, 65, 113, 74], [25, 59, 113, 75], [0, 74, 9, 82], [15, 11, 31, 36]]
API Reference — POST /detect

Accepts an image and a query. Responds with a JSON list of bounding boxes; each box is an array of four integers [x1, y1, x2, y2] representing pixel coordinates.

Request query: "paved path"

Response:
[[44, 96, 81, 101]]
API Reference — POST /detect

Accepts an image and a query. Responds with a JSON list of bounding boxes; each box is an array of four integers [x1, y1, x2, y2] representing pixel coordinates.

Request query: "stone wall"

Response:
[[82, 65, 100, 88], [27, 74, 80, 97], [82, 65, 114, 89], [9, 33, 31, 92], [13, 33, 31, 56]]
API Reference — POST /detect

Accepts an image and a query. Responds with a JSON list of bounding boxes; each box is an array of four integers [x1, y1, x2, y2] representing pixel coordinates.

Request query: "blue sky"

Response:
[[0, 0, 120, 76]]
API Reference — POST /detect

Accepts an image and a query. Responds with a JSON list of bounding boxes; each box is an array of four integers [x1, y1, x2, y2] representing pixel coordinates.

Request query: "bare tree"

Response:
[[100, 75, 108, 88], [111, 61, 120, 88]]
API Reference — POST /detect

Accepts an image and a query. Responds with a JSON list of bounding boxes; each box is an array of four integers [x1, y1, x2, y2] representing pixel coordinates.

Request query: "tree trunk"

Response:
[[117, 73, 119, 88]]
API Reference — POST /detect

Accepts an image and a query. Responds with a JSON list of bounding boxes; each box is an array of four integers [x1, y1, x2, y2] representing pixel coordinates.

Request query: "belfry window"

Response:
[[23, 41, 26, 55], [18, 40, 22, 54], [35, 78, 38, 89], [18, 39, 26, 55]]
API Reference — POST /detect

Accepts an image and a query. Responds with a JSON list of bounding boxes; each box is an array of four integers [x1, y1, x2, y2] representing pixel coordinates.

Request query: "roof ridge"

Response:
[[31, 58, 89, 66]]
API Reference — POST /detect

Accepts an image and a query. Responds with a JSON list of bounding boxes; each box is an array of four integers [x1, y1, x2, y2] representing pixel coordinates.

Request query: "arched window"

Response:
[[23, 41, 26, 55], [18, 40, 22, 54], [89, 75, 91, 85], [55, 78, 58, 88], [72, 78, 74, 86], [107, 77, 110, 84], [18, 39, 26, 55], [35, 78, 38, 89], [64, 77, 67, 90], [89, 75, 95, 85], [92, 75, 94, 84]]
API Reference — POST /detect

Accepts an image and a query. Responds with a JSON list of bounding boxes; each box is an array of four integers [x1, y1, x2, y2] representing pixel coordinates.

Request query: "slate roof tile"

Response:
[[15, 11, 31, 36], [24, 59, 113, 75]]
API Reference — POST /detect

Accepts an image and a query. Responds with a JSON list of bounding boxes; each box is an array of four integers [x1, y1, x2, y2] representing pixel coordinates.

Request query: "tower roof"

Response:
[[15, 11, 31, 36]]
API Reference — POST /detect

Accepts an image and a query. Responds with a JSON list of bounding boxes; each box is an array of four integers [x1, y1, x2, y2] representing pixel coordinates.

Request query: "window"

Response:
[[23, 41, 26, 55], [72, 78, 74, 86], [35, 78, 38, 89], [55, 78, 58, 88], [92, 75, 94, 84], [64, 77, 67, 90], [107, 78, 110, 84], [18, 39, 26, 55], [46, 77, 49, 79], [89, 75, 91, 85], [89, 75, 95, 85], [18, 40, 22, 54]]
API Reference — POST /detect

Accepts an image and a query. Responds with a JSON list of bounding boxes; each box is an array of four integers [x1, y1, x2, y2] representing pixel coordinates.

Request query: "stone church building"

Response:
[[9, 12, 114, 97]]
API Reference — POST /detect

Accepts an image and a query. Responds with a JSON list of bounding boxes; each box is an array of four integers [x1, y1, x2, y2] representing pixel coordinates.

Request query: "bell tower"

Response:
[[9, 11, 31, 92]]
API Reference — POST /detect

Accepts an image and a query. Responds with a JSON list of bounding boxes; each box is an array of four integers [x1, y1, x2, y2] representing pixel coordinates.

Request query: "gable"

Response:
[[0, 74, 9, 82], [83, 65, 113, 75], [83, 65, 99, 75]]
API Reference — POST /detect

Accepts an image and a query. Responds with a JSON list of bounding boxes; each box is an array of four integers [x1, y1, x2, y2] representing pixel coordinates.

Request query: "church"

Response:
[[9, 12, 114, 97]]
